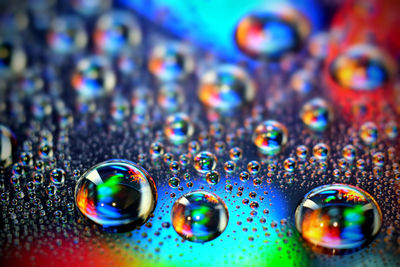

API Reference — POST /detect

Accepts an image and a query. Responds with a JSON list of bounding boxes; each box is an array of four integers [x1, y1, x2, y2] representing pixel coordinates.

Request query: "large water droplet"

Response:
[[330, 44, 395, 91], [171, 190, 228, 243], [75, 159, 157, 232], [234, 4, 310, 60], [295, 184, 382, 253]]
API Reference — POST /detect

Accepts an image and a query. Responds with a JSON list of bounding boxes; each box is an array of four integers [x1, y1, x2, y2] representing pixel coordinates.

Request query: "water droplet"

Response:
[[179, 154, 190, 168], [193, 151, 217, 174], [300, 98, 333, 132], [240, 171, 250, 182], [110, 94, 130, 123], [75, 160, 157, 232], [296, 145, 308, 161], [295, 184, 382, 253], [168, 176, 180, 189], [94, 11, 141, 55], [163, 153, 174, 164], [384, 121, 398, 140], [188, 141, 200, 155], [313, 143, 330, 162], [31, 94, 53, 120], [247, 160, 261, 175], [330, 44, 395, 90], [250, 201, 259, 209], [38, 141, 53, 159], [0, 125, 17, 169], [148, 43, 194, 81], [198, 65, 256, 112], [291, 69, 314, 95], [234, 4, 310, 59], [50, 168, 66, 188], [342, 145, 356, 162], [0, 40, 26, 76], [372, 152, 384, 167], [32, 172, 44, 185], [224, 160, 236, 174], [157, 83, 185, 113], [171, 190, 228, 243], [71, 56, 116, 100], [150, 142, 164, 159], [47, 15, 87, 54], [283, 157, 296, 172], [164, 113, 194, 145], [359, 122, 378, 145], [253, 178, 262, 186], [214, 141, 226, 155], [17, 69, 44, 96], [206, 170, 220, 185], [229, 147, 243, 161], [356, 159, 366, 170], [252, 120, 288, 156]]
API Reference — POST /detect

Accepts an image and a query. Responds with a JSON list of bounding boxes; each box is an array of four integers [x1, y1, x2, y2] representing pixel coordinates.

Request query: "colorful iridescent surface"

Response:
[[295, 184, 382, 253]]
